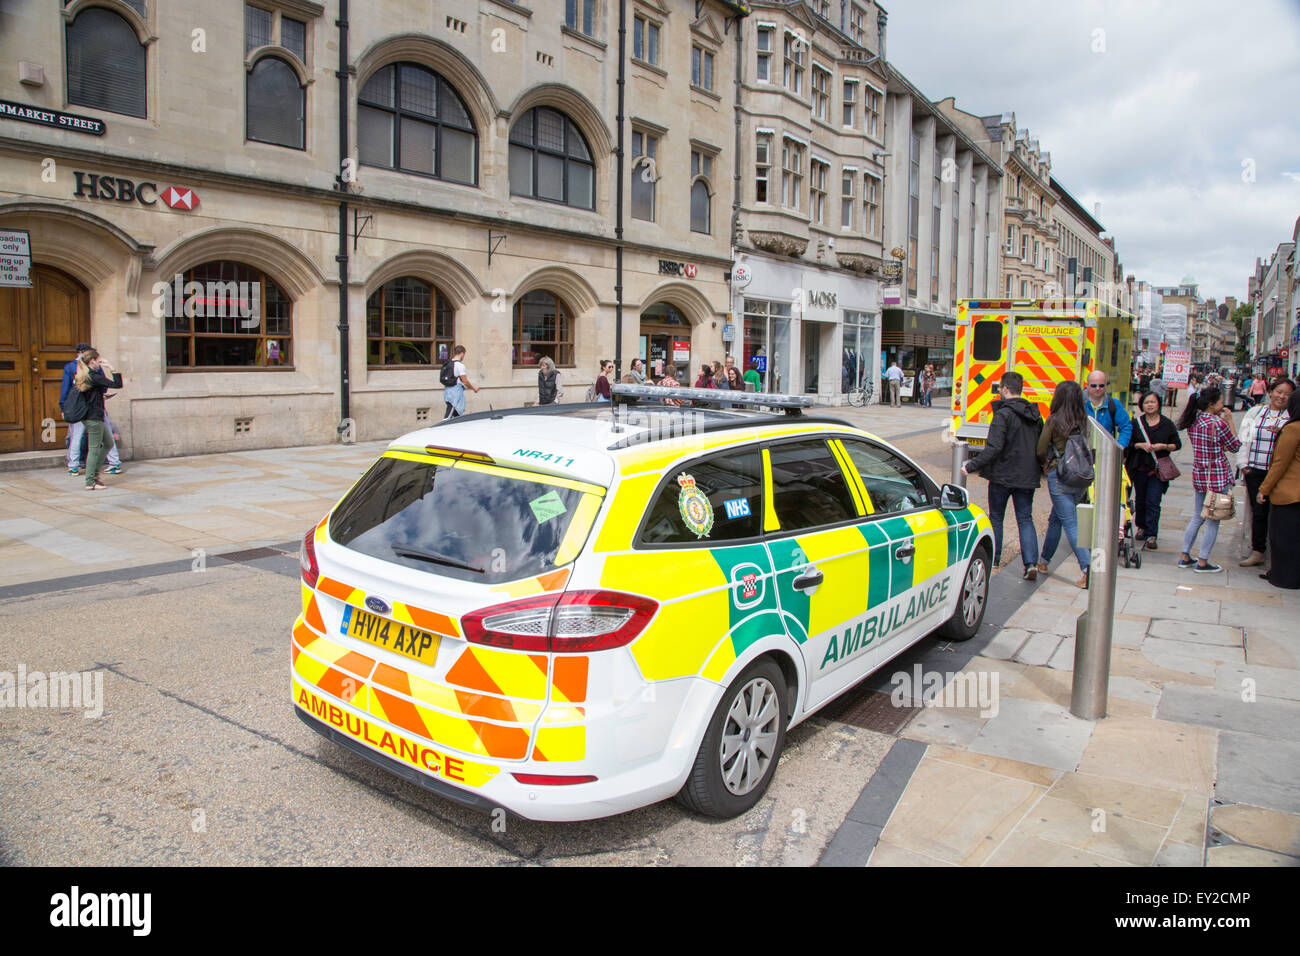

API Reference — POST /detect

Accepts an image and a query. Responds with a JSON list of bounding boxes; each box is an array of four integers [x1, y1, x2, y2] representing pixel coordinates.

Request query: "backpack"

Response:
[[61, 387, 88, 424], [584, 384, 596, 402], [439, 360, 458, 388], [1055, 430, 1095, 489]]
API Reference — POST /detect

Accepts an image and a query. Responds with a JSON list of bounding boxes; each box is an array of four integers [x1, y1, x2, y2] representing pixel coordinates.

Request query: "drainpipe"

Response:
[[729, 9, 743, 359], [614, 0, 626, 378], [335, 0, 351, 433]]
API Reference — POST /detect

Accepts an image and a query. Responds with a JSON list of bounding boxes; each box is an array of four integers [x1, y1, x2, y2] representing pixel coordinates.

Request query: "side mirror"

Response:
[[939, 483, 968, 511]]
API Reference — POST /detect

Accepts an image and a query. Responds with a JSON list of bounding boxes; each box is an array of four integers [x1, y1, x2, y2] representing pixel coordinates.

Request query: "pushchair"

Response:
[[1117, 466, 1142, 569]]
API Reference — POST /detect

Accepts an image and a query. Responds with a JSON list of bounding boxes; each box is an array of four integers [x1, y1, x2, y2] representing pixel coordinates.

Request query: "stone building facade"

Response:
[[0, 0, 745, 458]]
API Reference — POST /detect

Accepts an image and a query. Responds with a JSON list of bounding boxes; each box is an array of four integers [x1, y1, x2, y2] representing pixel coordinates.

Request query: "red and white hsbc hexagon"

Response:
[[160, 186, 199, 210]]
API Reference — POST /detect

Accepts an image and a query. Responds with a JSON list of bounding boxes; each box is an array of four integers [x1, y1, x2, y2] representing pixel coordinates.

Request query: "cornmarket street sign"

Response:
[[0, 99, 106, 136]]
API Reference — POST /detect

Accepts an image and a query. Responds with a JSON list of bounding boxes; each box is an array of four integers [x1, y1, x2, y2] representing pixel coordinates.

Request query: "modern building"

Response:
[[868, 87, 1002, 398], [1131, 280, 1164, 368], [0, 0, 748, 458]]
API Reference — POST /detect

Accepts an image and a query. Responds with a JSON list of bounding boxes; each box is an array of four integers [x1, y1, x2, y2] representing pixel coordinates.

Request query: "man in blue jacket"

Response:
[[1084, 370, 1132, 448], [59, 343, 92, 476]]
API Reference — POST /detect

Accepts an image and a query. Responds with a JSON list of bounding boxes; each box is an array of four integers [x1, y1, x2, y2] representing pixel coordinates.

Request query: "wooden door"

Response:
[[0, 265, 90, 453]]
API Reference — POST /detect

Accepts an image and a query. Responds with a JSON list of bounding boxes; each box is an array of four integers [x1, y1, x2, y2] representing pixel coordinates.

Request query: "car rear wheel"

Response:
[[676, 658, 789, 819], [936, 548, 989, 642]]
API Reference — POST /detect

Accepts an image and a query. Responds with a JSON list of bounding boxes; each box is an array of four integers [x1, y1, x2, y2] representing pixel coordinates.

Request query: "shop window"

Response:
[[366, 277, 454, 367], [247, 57, 304, 149], [164, 261, 292, 369], [514, 290, 575, 368], [509, 107, 595, 210], [66, 6, 146, 118], [358, 63, 477, 185]]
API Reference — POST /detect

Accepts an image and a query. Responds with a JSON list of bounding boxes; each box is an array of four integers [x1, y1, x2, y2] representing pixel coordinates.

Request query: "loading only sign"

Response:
[[0, 230, 33, 288]]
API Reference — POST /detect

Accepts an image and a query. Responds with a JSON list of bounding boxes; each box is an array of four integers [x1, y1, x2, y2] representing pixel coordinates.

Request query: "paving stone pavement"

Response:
[[871, 408, 1300, 867]]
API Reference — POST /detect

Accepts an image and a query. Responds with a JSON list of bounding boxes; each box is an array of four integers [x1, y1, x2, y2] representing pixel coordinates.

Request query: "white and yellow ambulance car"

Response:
[[292, 386, 994, 821]]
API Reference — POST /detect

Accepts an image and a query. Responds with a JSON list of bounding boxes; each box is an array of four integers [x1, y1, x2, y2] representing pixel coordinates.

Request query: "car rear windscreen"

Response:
[[330, 456, 589, 584]]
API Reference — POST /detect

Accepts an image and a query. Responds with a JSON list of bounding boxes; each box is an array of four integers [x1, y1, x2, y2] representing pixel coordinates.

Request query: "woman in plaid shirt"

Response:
[[1176, 387, 1241, 572]]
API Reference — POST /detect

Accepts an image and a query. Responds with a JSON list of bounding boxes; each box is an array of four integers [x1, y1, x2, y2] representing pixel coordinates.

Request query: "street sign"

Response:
[[672, 340, 690, 362], [721, 323, 735, 342], [1164, 346, 1191, 387], [0, 229, 32, 287]]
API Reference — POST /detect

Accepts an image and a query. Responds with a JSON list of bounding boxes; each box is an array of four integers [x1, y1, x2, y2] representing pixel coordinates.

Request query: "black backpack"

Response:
[[61, 388, 88, 424], [439, 360, 458, 387], [1056, 430, 1095, 489]]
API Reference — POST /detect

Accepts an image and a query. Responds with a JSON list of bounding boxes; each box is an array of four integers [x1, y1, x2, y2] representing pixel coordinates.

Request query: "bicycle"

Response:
[[847, 380, 874, 407]]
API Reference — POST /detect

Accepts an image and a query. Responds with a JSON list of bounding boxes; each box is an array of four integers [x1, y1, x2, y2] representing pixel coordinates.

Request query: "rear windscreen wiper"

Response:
[[391, 545, 484, 573]]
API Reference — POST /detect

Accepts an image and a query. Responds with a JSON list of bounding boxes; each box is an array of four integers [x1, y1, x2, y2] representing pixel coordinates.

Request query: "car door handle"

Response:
[[894, 542, 916, 561], [792, 568, 824, 592]]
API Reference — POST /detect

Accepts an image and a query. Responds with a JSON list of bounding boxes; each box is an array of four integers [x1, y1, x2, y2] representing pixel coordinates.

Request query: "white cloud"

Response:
[[885, 0, 1300, 299]]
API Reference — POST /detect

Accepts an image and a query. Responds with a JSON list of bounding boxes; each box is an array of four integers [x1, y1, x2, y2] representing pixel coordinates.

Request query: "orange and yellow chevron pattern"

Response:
[[965, 316, 1007, 426]]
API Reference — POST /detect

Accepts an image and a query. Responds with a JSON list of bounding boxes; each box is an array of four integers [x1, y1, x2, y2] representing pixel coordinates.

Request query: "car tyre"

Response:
[[936, 547, 990, 642], [676, 657, 789, 819]]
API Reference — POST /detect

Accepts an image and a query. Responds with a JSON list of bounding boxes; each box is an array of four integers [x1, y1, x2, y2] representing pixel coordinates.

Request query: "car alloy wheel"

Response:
[[961, 555, 987, 628], [719, 676, 781, 796]]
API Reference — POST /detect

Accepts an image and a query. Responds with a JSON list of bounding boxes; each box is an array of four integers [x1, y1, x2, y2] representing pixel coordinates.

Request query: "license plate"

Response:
[[340, 605, 440, 666], [966, 437, 986, 447]]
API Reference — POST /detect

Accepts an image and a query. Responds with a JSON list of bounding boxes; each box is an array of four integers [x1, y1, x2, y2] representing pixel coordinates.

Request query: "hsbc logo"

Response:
[[73, 171, 199, 210], [160, 186, 199, 210], [659, 259, 699, 279]]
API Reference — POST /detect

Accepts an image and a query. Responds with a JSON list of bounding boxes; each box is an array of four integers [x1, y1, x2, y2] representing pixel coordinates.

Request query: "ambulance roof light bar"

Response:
[[610, 383, 816, 416]]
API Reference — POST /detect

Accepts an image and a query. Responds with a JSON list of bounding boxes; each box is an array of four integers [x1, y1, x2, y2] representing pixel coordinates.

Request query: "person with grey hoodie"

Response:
[[962, 371, 1044, 579]]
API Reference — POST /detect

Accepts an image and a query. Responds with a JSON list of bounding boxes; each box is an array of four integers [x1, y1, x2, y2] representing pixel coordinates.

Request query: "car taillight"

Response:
[[300, 528, 319, 587], [462, 589, 658, 653]]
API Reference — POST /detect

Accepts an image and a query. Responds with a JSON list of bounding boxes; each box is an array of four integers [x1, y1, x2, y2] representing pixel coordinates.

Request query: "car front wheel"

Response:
[[676, 658, 789, 819], [937, 548, 989, 642]]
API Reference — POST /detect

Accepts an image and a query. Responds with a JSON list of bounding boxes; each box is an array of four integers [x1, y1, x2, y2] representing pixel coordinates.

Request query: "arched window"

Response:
[[164, 261, 292, 369], [514, 291, 575, 367], [690, 149, 714, 234], [366, 277, 454, 367], [358, 63, 477, 185], [247, 57, 305, 149], [66, 7, 146, 118], [509, 107, 594, 210]]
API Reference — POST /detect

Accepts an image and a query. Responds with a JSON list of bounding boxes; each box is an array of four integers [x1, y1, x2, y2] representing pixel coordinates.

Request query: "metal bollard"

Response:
[[1071, 419, 1123, 720], [951, 440, 969, 488]]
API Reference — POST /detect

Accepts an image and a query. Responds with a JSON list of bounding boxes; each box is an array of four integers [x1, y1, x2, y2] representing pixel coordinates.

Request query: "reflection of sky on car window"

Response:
[[341, 462, 576, 583]]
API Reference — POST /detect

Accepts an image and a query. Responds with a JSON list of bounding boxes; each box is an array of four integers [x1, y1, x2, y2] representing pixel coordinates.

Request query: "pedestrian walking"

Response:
[[72, 349, 123, 491], [744, 358, 762, 392], [961, 372, 1042, 579], [921, 364, 937, 408], [885, 360, 904, 407], [536, 355, 563, 405], [1250, 375, 1267, 406], [1176, 387, 1241, 573], [60, 343, 93, 476], [1084, 371, 1133, 449], [1036, 380, 1092, 589], [441, 345, 478, 419], [1236, 376, 1294, 567], [1125, 390, 1181, 551], [1257, 390, 1300, 589]]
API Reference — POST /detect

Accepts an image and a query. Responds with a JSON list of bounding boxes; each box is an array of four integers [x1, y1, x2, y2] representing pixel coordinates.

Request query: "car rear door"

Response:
[[1009, 317, 1085, 419], [761, 436, 874, 712]]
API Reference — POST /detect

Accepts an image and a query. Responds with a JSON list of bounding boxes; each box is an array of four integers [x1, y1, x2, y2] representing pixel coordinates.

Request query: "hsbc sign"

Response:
[[73, 171, 199, 210], [659, 259, 698, 278]]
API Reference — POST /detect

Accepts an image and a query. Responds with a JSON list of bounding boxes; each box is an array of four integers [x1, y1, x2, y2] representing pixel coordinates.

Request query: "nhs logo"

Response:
[[723, 497, 751, 520]]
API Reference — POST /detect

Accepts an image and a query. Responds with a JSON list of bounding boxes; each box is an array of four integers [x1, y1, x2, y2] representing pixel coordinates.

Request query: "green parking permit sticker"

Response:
[[529, 489, 568, 523]]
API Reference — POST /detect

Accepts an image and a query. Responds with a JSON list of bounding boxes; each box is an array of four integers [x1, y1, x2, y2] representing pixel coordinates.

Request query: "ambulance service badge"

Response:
[[676, 473, 714, 539]]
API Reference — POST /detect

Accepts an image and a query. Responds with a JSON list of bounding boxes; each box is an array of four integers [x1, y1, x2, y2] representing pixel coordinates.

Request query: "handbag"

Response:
[[1136, 415, 1180, 481], [1201, 490, 1235, 521]]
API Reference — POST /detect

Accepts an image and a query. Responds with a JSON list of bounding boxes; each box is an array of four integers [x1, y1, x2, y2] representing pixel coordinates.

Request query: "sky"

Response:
[[884, 0, 1300, 304]]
